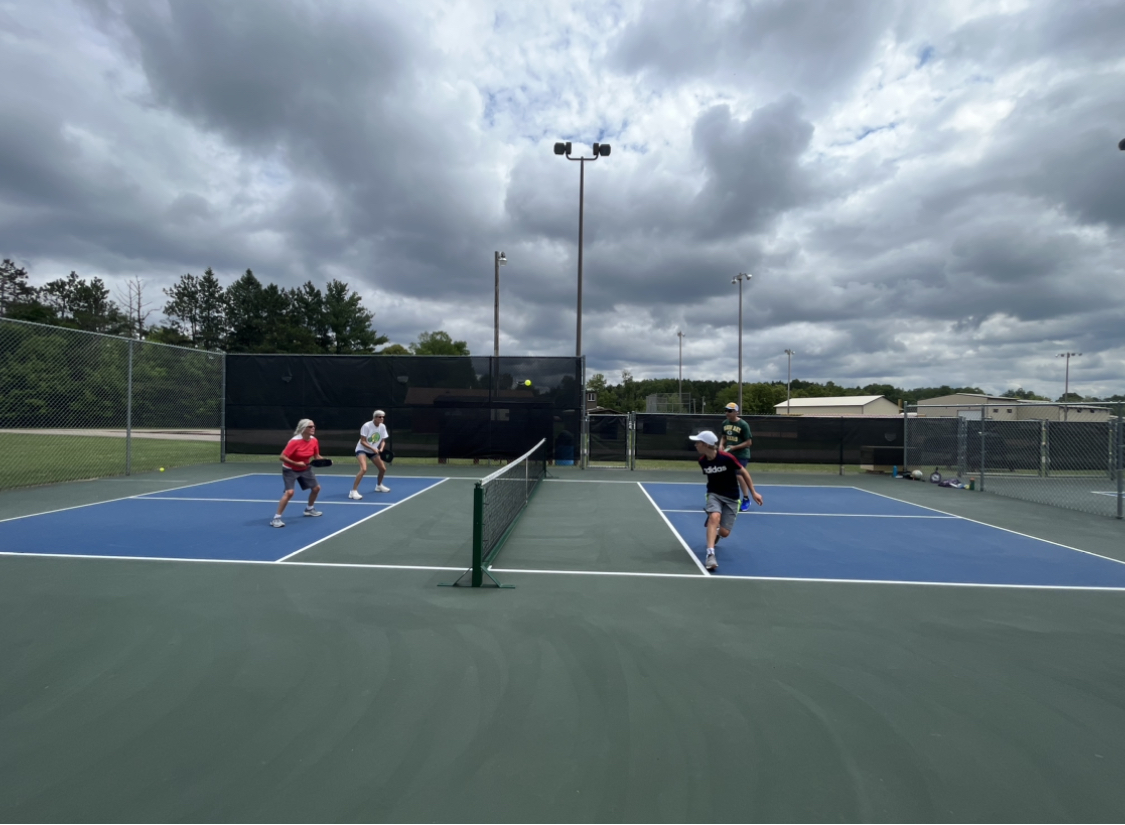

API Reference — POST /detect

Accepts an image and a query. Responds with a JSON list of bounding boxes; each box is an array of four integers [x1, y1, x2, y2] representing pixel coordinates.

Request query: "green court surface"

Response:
[[2, 464, 1125, 822]]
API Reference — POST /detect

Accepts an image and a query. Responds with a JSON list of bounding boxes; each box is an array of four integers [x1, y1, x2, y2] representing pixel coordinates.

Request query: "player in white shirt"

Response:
[[349, 410, 390, 499]]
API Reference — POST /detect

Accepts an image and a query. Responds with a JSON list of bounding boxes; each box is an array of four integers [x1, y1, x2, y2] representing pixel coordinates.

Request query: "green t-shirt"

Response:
[[721, 418, 752, 460]]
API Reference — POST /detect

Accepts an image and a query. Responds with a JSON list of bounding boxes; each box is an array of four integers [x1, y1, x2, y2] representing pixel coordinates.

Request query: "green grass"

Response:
[[0, 432, 220, 491]]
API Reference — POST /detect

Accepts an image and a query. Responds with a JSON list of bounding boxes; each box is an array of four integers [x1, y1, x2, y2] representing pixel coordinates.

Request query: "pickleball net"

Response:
[[444, 438, 547, 587]]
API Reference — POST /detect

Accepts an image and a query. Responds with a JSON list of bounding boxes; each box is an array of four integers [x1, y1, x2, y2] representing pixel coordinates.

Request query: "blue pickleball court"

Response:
[[0, 474, 445, 562], [642, 483, 1125, 588]]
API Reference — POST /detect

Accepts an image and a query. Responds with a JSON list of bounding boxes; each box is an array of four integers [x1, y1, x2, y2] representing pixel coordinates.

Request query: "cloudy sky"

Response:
[[2, 0, 1124, 397]]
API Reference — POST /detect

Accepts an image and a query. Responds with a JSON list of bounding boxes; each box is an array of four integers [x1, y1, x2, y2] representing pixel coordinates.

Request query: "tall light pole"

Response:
[[731, 273, 752, 412], [677, 330, 685, 404], [1056, 351, 1081, 421], [554, 141, 611, 359], [784, 349, 795, 416], [493, 251, 507, 358]]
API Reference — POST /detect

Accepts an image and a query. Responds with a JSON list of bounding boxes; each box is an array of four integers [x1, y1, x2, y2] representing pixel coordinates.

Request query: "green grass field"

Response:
[[0, 433, 221, 491]]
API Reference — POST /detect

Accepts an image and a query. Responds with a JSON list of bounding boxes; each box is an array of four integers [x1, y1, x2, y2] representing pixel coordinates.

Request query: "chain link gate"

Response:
[[587, 413, 633, 468]]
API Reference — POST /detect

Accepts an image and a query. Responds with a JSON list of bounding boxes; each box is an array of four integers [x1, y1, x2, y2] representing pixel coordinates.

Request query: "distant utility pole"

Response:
[[731, 273, 752, 412], [677, 330, 685, 404], [784, 349, 795, 416], [1056, 351, 1081, 422]]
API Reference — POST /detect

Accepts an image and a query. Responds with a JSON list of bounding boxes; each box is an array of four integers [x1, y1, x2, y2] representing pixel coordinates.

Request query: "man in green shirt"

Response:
[[720, 402, 754, 512]]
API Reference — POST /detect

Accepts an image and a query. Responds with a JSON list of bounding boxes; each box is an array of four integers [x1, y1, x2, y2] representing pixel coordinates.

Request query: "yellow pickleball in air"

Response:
[[524, 380, 532, 386]]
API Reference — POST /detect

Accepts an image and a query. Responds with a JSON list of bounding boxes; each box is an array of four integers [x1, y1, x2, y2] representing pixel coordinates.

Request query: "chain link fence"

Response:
[[0, 318, 225, 491], [905, 402, 1124, 519]]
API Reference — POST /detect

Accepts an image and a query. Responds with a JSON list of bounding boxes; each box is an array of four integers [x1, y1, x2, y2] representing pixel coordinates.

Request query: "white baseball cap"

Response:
[[724, 402, 739, 412], [373, 410, 386, 417], [688, 430, 718, 446]]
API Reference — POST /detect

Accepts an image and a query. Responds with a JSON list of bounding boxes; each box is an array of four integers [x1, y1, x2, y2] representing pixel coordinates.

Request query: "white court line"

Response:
[[0, 550, 464, 572], [4, 550, 1125, 592], [635, 483, 709, 576], [0, 473, 260, 525], [132, 496, 390, 507], [244, 472, 451, 480], [275, 478, 449, 563], [548, 479, 851, 486], [852, 487, 1125, 569], [660, 509, 957, 519]]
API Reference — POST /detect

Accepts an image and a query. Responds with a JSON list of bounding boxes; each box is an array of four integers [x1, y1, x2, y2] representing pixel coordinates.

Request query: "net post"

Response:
[[472, 481, 484, 587], [125, 339, 134, 476]]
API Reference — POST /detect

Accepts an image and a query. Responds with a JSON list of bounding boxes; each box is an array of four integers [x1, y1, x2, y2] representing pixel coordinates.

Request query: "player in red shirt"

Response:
[[272, 418, 325, 527]]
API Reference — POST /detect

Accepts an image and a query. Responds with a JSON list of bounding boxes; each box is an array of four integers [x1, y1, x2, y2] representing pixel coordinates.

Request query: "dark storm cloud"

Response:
[[1, 0, 1122, 395], [690, 97, 815, 238], [609, 0, 896, 105]]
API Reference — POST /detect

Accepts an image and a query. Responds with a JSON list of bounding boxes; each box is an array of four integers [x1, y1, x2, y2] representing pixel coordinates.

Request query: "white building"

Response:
[[774, 395, 901, 416]]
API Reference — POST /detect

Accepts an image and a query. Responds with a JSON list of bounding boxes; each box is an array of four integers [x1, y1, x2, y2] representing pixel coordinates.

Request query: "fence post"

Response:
[[1117, 404, 1123, 520], [628, 411, 636, 471], [220, 352, 227, 463], [125, 339, 134, 476], [838, 416, 844, 476], [957, 416, 967, 478], [1039, 419, 1047, 477], [902, 405, 910, 472], [979, 404, 986, 492]]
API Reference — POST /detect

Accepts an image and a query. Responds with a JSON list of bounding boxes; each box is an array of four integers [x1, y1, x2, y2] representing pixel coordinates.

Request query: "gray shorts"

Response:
[[705, 493, 739, 532], [282, 467, 318, 492]]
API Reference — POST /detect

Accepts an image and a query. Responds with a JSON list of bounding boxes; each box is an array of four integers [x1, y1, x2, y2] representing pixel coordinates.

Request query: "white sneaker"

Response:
[[348, 490, 362, 500], [375, 484, 391, 493], [705, 552, 718, 571], [270, 516, 285, 528], [304, 507, 322, 517]]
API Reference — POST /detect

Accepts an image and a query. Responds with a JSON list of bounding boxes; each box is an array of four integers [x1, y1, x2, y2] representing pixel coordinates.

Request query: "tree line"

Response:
[[587, 371, 1124, 414], [0, 259, 469, 355]]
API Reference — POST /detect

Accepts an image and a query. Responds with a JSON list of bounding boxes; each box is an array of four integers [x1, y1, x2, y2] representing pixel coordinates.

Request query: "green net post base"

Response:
[[438, 567, 514, 588]]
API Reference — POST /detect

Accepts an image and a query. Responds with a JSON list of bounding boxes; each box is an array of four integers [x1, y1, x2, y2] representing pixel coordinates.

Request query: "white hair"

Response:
[[293, 418, 315, 437]]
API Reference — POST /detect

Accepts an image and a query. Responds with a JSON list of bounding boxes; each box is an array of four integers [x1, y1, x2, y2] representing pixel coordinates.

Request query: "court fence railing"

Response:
[[904, 402, 1124, 520], [584, 412, 907, 472], [0, 317, 226, 492]]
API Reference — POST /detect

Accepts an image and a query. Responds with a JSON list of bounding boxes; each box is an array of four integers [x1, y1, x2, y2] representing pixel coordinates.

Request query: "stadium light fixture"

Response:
[[731, 273, 752, 412], [494, 251, 508, 359], [1056, 351, 1081, 421], [554, 141, 611, 360]]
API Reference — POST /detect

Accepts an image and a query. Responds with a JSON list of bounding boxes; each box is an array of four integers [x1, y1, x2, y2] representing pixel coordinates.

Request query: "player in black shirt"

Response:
[[689, 430, 763, 570]]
